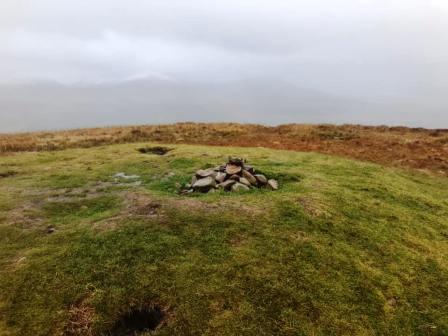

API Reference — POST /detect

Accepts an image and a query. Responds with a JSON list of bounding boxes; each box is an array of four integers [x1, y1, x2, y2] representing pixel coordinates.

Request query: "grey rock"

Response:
[[191, 175, 198, 185], [218, 179, 236, 190], [114, 172, 140, 180], [242, 170, 257, 185], [192, 176, 216, 192], [267, 179, 279, 190], [255, 174, 268, 185], [215, 172, 227, 183], [196, 168, 216, 178], [231, 182, 250, 192], [239, 177, 252, 187], [244, 165, 255, 174]]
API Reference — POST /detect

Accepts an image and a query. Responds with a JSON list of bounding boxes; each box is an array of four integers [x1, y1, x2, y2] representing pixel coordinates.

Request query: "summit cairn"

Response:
[[181, 157, 279, 194]]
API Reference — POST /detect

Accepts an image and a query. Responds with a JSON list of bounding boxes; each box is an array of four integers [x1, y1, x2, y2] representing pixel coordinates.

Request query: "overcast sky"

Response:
[[1, 0, 447, 130]]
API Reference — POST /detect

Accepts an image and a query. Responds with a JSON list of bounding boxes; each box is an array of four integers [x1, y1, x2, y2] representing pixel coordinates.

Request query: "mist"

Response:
[[1, 0, 447, 132]]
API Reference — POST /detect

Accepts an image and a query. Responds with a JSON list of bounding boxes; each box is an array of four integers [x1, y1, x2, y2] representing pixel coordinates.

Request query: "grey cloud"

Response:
[[0, 0, 447, 130]]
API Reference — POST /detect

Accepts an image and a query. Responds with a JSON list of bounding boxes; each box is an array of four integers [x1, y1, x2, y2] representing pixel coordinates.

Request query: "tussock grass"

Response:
[[1, 122, 447, 175], [0, 142, 447, 335]]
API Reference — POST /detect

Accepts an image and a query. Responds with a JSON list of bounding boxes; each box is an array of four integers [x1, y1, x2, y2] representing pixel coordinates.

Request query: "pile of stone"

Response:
[[181, 158, 279, 194]]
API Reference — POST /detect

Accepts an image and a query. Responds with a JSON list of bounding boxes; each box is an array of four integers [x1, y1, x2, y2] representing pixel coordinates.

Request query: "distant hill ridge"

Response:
[[1, 122, 447, 176]]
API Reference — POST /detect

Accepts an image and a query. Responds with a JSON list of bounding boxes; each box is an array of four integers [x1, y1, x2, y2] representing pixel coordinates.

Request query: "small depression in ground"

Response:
[[0, 170, 18, 178], [110, 306, 165, 335], [137, 146, 173, 155]]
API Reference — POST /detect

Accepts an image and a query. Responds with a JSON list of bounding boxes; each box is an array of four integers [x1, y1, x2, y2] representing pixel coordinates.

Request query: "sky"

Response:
[[0, 0, 447, 131]]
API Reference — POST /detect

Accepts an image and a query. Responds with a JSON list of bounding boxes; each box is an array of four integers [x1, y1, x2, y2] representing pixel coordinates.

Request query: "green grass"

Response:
[[0, 143, 447, 335]]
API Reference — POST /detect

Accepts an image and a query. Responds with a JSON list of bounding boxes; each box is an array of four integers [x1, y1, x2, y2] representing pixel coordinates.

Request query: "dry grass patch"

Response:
[[65, 300, 95, 336], [2, 122, 447, 175]]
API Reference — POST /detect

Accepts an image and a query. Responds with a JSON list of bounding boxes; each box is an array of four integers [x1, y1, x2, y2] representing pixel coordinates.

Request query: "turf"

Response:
[[0, 143, 447, 335]]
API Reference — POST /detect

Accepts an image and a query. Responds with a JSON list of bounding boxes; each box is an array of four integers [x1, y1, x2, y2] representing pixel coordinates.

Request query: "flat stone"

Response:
[[226, 164, 242, 175], [218, 179, 236, 190], [255, 174, 268, 185], [231, 182, 250, 192], [267, 179, 279, 190], [242, 170, 257, 185], [192, 176, 216, 192], [191, 175, 198, 185], [215, 172, 227, 183], [239, 177, 252, 187], [196, 168, 216, 178]]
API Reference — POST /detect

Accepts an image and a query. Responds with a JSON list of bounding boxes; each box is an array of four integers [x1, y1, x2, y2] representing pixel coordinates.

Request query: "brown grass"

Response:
[[65, 300, 95, 336], [1, 122, 447, 175]]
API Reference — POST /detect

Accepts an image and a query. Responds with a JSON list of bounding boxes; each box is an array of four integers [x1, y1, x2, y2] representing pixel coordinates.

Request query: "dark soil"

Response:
[[110, 306, 165, 335], [137, 146, 172, 155]]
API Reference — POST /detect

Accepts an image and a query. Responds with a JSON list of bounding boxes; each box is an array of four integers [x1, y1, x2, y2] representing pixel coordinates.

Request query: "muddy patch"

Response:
[[40, 181, 136, 203], [5, 201, 44, 229], [110, 305, 167, 335], [137, 146, 173, 155], [94, 191, 263, 231], [132, 202, 161, 217], [92, 193, 163, 231], [122, 192, 163, 218]]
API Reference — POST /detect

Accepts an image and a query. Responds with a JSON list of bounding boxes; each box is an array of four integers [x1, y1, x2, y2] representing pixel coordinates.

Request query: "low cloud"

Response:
[[0, 0, 447, 129]]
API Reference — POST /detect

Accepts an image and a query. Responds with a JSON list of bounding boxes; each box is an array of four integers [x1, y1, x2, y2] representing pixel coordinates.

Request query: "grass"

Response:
[[0, 142, 447, 335], [1, 122, 447, 176]]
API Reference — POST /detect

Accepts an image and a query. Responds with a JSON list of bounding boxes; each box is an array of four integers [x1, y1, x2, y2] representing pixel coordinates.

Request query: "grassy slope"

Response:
[[0, 143, 447, 335]]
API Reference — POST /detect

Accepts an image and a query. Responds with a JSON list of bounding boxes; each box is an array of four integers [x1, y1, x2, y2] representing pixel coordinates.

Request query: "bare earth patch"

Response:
[[5, 201, 44, 230], [93, 191, 264, 232]]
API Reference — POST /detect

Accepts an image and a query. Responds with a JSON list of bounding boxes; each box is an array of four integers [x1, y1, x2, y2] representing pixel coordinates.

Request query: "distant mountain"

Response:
[[0, 78, 442, 132]]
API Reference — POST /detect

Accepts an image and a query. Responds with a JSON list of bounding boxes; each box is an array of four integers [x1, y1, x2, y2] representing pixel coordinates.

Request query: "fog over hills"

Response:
[[1, 1, 448, 132], [0, 78, 445, 133]]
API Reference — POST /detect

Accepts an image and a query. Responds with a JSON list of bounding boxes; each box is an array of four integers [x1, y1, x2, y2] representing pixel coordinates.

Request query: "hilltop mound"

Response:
[[0, 142, 447, 335]]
